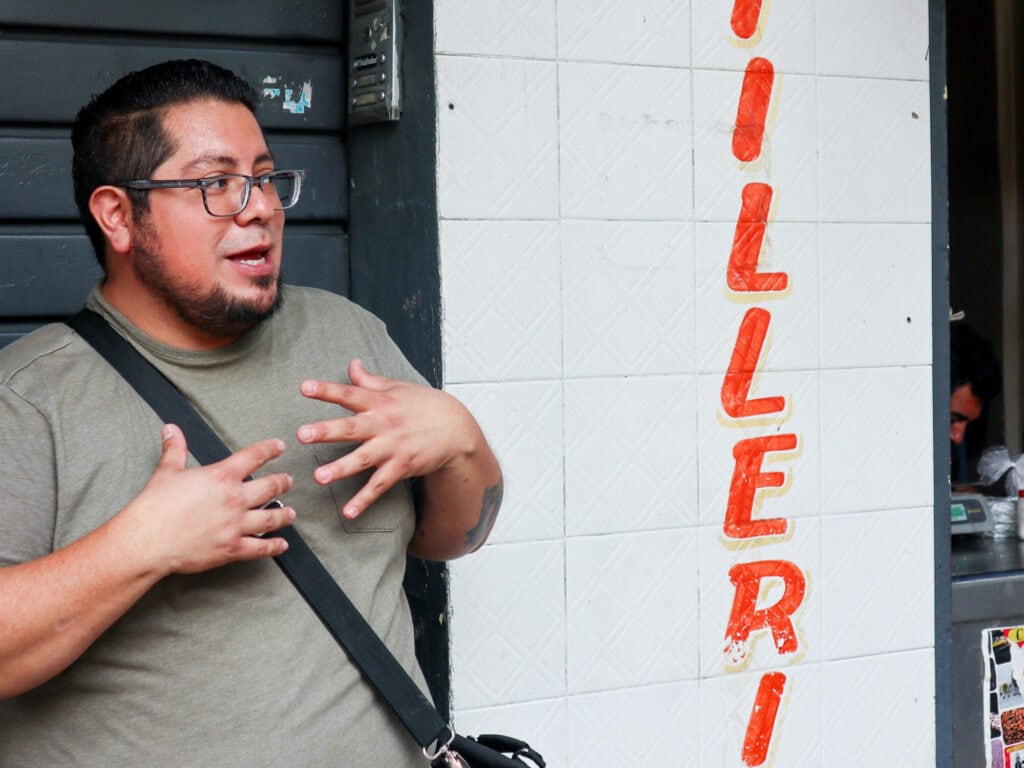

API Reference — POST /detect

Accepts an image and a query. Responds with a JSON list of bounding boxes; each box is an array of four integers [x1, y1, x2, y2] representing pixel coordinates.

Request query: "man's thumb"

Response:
[[348, 358, 384, 390], [159, 424, 188, 469]]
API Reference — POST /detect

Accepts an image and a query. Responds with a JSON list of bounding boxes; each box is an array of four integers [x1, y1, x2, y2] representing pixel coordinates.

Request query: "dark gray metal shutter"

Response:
[[0, 4, 349, 347]]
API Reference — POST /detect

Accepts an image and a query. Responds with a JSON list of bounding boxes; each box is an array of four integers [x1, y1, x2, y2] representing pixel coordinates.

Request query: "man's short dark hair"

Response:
[[71, 59, 261, 266], [950, 322, 1003, 404]]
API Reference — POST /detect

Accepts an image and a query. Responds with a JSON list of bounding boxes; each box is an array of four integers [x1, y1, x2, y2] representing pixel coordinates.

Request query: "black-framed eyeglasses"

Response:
[[115, 169, 305, 217]]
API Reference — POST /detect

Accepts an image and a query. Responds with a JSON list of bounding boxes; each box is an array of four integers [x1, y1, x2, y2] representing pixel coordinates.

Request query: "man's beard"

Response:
[[131, 230, 283, 340]]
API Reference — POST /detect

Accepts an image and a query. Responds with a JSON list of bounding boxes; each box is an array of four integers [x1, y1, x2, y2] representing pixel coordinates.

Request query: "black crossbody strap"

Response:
[[66, 309, 449, 750]]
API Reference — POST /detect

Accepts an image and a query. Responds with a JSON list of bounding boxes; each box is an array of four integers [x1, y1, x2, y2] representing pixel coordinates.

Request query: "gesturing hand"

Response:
[[120, 424, 295, 576], [296, 359, 481, 520]]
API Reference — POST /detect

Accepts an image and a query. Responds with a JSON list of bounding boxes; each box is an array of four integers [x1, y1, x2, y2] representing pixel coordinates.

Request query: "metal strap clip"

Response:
[[421, 728, 470, 767], [422, 727, 455, 763]]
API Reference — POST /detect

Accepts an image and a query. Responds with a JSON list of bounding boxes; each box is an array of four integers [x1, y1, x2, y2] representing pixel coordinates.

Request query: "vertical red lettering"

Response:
[[731, 0, 764, 40], [728, 183, 788, 293], [721, 308, 786, 419], [724, 435, 795, 538], [732, 57, 775, 162], [722, 2, 796, 764], [742, 672, 787, 766], [726, 560, 805, 653]]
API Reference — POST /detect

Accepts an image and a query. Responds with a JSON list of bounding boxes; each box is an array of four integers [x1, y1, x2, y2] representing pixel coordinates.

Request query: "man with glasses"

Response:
[[0, 59, 501, 767]]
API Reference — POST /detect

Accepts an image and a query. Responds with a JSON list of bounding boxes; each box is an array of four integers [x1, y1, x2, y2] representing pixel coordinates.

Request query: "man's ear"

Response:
[[88, 186, 135, 256]]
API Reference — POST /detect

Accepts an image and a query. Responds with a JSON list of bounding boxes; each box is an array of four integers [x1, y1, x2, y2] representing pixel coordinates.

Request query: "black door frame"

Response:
[[930, 0, 953, 764]]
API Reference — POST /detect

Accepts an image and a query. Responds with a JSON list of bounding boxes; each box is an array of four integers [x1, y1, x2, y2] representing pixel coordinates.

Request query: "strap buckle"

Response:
[[422, 728, 470, 767], [422, 727, 454, 762]]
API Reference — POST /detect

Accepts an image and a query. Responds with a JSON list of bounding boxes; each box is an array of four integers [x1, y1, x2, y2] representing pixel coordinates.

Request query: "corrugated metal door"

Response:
[[0, 4, 348, 346]]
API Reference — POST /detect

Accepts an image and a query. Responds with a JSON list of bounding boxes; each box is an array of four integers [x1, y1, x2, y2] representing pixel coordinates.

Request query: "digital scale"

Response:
[[951, 492, 995, 535]]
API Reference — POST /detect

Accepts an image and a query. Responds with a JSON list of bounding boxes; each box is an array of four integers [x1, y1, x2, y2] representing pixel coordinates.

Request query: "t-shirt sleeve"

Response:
[[0, 385, 57, 566], [337, 298, 430, 387], [369, 329, 430, 388]]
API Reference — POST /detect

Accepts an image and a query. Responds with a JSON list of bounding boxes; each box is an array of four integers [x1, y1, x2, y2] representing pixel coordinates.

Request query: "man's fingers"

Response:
[[245, 472, 294, 508], [300, 367, 393, 408], [232, 504, 296, 560], [221, 437, 287, 477], [340, 466, 398, 520], [233, 534, 290, 560], [300, 378, 363, 406], [245, 502, 296, 537], [297, 415, 364, 445], [312, 447, 377, 485]]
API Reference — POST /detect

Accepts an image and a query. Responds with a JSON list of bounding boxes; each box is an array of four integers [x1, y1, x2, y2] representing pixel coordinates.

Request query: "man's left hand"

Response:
[[296, 359, 480, 520]]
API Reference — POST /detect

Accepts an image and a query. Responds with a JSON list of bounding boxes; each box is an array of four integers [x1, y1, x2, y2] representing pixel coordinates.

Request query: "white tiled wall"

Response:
[[436, 1, 934, 765]]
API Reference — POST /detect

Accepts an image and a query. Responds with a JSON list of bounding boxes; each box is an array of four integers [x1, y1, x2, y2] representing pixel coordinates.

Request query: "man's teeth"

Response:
[[238, 255, 266, 266]]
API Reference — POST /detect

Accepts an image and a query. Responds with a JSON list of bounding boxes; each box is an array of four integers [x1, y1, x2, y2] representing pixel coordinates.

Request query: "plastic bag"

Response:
[[977, 446, 1024, 496]]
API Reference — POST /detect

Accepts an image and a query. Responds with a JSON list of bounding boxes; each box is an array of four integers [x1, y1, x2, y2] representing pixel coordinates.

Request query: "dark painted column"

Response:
[[346, 1, 450, 718]]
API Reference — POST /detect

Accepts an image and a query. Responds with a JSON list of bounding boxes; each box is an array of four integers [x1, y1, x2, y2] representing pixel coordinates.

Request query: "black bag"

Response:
[[429, 733, 545, 767], [67, 309, 545, 768]]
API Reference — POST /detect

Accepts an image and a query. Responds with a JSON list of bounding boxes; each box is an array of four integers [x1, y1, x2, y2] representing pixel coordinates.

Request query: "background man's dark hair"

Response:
[[71, 59, 261, 267], [950, 322, 1003, 404]]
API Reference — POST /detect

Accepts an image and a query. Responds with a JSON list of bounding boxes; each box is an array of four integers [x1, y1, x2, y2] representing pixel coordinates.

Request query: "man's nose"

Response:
[[951, 422, 966, 445], [236, 181, 276, 222]]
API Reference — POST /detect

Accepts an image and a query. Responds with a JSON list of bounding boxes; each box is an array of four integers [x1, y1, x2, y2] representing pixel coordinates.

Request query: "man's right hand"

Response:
[[120, 424, 295, 577], [0, 424, 295, 698]]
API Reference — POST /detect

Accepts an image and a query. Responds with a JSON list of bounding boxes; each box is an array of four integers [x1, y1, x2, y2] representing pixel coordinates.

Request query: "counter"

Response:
[[954, 535, 1024, 580], [952, 535, 1024, 767]]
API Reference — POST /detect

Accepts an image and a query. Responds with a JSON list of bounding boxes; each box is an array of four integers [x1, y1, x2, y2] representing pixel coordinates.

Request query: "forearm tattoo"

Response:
[[464, 479, 503, 551]]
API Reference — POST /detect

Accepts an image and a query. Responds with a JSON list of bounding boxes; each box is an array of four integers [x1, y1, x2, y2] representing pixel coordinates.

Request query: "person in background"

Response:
[[0, 59, 502, 767], [950, 321, 1003, 484]]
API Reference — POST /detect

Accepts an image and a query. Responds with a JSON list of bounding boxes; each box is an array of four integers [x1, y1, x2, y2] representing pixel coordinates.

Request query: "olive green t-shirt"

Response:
[[0, 285, 429, 767]]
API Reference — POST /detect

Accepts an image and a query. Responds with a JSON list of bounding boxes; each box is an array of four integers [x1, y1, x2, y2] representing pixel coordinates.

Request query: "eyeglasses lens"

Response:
[[204, 173, 300, 216], [267, 173, 299, 209]]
